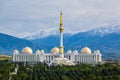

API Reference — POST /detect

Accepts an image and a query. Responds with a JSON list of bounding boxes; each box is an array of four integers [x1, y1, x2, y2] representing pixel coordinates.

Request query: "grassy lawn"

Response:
[[0, 57, 11, 60]]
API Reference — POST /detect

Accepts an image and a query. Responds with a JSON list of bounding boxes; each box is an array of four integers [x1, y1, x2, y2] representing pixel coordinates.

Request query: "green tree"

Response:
[[62, 76, 69, 80], [40, 76, 46, 80]]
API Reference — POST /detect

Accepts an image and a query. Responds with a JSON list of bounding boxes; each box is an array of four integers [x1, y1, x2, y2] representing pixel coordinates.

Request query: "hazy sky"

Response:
[[0, 0, 120, 37]]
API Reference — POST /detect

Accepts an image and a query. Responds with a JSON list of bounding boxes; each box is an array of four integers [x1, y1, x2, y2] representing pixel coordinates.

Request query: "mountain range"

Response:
[[0, 25, 120, 59], [88, 25, 120, 36], [0, 33, 44, 55], [23, 30, 60, 40]]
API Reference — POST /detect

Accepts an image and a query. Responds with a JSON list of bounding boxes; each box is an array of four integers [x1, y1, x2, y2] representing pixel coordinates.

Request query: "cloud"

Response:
[[0, 0, 120, 37]]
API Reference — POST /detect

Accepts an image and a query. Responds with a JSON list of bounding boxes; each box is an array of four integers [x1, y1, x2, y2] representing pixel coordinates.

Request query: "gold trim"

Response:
[[59, 47, 64, 54], [60, 24, 63, 26], [59, 28, 63, 33]]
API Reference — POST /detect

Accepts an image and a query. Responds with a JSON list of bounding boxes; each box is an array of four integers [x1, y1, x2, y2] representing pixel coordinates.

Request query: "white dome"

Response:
[[67, 50, 72, 54], [51, 47, 59, 54], [73, 50, 78, 53], [36, 50, 40, 54], [49, 58, 74, 66], [81, 47, 91, 54], [41, 50, 45, 53], [22, 47, 32, 54], [13, 50, 19, 54], [94, 50, 100, 54]]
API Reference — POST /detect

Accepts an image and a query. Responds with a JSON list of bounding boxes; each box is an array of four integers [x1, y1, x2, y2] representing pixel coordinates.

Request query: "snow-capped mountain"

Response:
[[88, 25, 120, 36], [23, 30, 73, 40], [23, 25, 120, 40], [23, 30, 60, 40]]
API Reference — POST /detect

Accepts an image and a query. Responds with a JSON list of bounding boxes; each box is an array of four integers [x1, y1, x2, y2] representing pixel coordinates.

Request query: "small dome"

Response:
[[22, 47, 32, 54], [67, 50, 72, 54], [13, 50, 19, 54], [41, 50, 45, 53], [51, 47, 59, 53], [94, 50, 100, 54], [36, 50, 40, 54], [73, 50, 78, 53], [81, 47, 91, 54]]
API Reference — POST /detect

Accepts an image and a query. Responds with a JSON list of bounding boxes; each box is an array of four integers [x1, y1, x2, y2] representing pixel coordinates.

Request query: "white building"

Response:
[[12, 12, 102, 66], [12, 46, 102, 65]]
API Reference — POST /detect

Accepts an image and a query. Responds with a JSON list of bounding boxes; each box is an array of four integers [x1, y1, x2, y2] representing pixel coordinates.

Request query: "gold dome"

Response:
[[51, 47, 59, 53], [81, 47, 91, 54], [22, 47, 32, 54]]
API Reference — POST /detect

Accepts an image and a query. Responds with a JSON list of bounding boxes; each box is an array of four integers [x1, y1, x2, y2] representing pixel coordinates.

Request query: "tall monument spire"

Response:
[[59, 11, 64, 58], [60, 11, 63, 28]]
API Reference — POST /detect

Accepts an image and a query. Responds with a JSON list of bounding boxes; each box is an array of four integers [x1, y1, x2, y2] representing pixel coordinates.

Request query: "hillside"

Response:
[[0, 33, 43, 55]]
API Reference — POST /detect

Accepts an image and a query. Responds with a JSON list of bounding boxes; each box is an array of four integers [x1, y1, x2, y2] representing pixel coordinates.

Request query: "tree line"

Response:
[[10, 62, 120, 80]]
